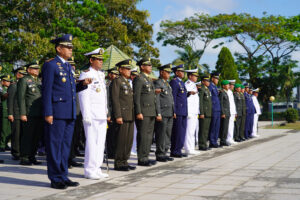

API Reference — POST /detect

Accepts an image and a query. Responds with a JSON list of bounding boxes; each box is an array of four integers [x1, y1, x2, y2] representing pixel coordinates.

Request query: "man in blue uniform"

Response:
[[169, 65, 188, 158], [42, 34, 88, 189], [244, 83, 256, 139], [208, 72, 221, 148]]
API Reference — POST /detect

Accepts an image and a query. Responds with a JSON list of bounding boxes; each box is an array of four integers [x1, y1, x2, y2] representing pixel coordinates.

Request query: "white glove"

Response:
[[83, 117, 92, 125]]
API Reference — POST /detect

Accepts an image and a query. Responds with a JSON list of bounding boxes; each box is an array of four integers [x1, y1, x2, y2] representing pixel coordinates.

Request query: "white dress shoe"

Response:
[[131, 151, 137, 156], [85, 174, 101, 180], [97, 171, 109, 178]]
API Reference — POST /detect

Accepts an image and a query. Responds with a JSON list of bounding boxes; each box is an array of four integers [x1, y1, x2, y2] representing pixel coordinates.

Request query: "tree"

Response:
[[157, 14, 222, 63], [216, 47, 240, 83], [0, 0, 159, 71], [172, 45, 208, 73]]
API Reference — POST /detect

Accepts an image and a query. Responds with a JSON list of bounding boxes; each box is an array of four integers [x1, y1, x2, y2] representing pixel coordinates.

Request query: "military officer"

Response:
[[106, 67, 119, 159], [184, 69, 200, 155], [219, 80, 231, 146], [111, 59, 136, 171], [42, 34, 80, 189], [18, 61, 43, 165], [233, 84, 243, 142], [227, 80, 237, 145], [8, 67, 27, 160], [154, 64, 175, 162], [133, 57, 157, 166], [198, 75, 212, 151], [0, 75, 12, 152], [244, 83, 256, 139], [67, 57, 83, 168], [169, 65, 188, 157], [78, 48, 109, 179], [240, 85, 246, 141], [208, 72, 221, 148], [252, 88, 261, 137]]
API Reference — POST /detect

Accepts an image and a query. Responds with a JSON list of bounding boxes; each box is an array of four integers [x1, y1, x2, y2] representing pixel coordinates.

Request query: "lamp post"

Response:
[[269, 96, 275, 127]]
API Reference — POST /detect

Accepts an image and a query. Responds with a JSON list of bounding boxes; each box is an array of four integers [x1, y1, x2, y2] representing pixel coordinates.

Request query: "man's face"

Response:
[[235, 87, 241, 92], [119, 67, 131, 79], [160, 70, 170, 80], [130, 74, 137, 81], [141, 65, 152, 74], [28, 68, 39, 77], [108, 73, 117, 80], [202, 80, 210, 87], [176, 70, 185, 79], [57, 45, 73, 60], [241, 88, 245, 93], [16, 72, 24, 79], [212, 77, 219, 85], [229, 84, 235, 90], [245, 87, 249, 92], [90, 58, 103, 70], [189, 74, 198, 83], [2, 80, 10, 87], [222, 84, 229, 90], [253, 92, 258, 97]]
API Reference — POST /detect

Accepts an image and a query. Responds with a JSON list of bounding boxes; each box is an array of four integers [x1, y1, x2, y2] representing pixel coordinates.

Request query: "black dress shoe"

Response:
[[69, 160, 83, 167], [20, 160, 32, 166], [30, 159, 42, 165], [0, 160, 4, 163], [181, 153, 188, 157], [209, 144, 219, 148], [166, 156, 174, 161], [127, 165, 136, 170], [51, 181, 68, 189], [149, 160, 157, 165], [114, 166, 130, 171], [0, 148, 5, 152], [38, 151, 46, 156], [64, 179, 79, 187], [138, 161, 151, 166], [170, 154, 182, 158], [199, 147, 209, 151], [12, 155, 20, 160], [156, 157, 168, 162]]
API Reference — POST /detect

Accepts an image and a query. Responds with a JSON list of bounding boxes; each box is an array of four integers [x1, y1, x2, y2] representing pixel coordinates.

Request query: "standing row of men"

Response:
[[0, 34, 262, 190]]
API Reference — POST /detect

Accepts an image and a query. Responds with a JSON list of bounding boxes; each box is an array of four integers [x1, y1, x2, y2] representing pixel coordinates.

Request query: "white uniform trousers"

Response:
[[131, 123, 137, 154], [184, 114, 198, 153], [252, 114, 259, 137], [83, 119, 107, 177], [195, 117, 199, 145], [226, 114, 235, 143]]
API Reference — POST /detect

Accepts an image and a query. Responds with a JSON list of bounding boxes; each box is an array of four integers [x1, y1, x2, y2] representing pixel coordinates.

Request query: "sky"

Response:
[[137, 0, 300, 70]]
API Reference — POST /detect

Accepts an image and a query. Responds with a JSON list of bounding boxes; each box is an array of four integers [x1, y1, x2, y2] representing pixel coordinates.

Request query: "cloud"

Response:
[[172, 0, 237, 13]]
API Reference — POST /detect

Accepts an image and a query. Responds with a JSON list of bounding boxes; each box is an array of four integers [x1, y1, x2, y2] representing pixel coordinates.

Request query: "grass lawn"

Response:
[[265, 121, 300, 130]]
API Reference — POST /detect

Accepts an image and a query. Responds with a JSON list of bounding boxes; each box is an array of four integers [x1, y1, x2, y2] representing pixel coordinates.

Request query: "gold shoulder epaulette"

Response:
[[46, 58, 54, 62]]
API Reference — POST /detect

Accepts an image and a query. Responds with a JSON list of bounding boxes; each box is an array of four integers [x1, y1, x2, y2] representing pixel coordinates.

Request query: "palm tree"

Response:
[[172, 45, 208, 72]]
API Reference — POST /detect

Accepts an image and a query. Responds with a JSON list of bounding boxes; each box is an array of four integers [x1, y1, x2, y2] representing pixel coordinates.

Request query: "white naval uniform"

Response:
[[78, 66, 107, 178], [184, 79, 199, 154], [227, 89, 237, 144], [252, 95, 261, 137], [129, 79, 137, 155]]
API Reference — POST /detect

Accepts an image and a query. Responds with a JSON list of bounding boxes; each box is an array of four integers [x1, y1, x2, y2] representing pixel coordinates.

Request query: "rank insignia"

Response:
[[96, 88, 101, 93]]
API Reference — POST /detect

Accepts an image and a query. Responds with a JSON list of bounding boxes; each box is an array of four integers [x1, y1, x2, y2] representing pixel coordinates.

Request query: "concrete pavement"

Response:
[[0, 121, 299, 200]]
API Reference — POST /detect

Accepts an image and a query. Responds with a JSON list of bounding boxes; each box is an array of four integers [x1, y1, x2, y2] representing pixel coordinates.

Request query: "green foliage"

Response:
[[0, 0, 159, 72], [285, 108, 299, 123], [260, 112, 286, 121], [216, 47, 240, 82], [172, 45, 208, 73]]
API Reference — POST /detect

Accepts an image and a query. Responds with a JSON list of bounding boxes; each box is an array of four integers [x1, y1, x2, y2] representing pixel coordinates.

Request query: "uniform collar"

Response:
[[142, 72, 149, 78], [57, 55, 67, 64], [176, 77, 182, 81]]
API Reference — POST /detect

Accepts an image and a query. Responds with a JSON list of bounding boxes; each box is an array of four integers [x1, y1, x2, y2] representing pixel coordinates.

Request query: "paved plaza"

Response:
[[1, 122, 300, 200]]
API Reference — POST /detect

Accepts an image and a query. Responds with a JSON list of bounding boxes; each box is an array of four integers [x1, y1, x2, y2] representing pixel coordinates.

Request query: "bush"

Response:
[[259, 112, 286, 121], [285, 108, 299, 123]]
